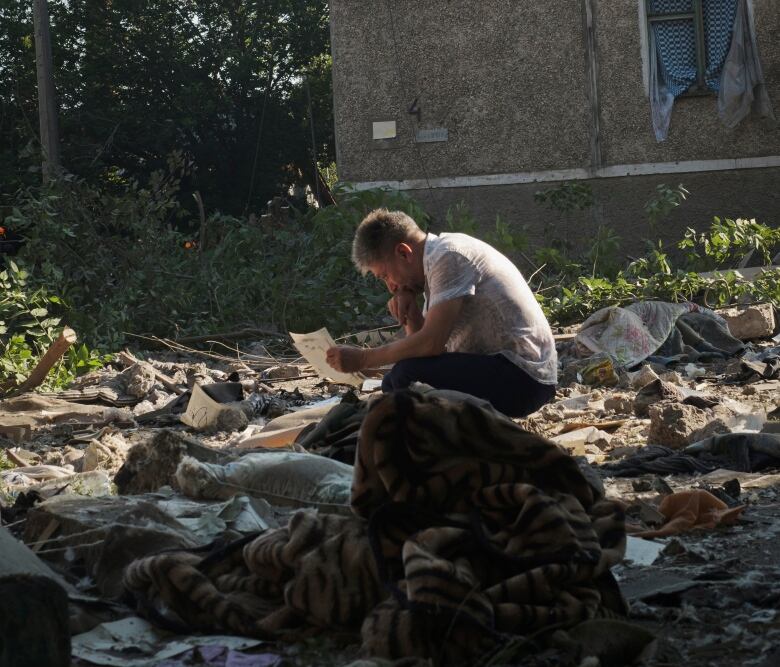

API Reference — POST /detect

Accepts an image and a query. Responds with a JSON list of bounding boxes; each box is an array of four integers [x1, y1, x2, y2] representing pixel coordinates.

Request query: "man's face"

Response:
[[368, 247, 423, 294], [368, 257, 407, 294]]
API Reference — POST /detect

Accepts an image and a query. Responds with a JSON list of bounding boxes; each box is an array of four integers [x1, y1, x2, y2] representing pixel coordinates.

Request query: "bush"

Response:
[[6, 169, 429, 349]]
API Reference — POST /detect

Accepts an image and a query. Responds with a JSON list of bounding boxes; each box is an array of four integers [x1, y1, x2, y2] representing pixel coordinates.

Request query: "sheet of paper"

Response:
[[289, 327, 365, 387]]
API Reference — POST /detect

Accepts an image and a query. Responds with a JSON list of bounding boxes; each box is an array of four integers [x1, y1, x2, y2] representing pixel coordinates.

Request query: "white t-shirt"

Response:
[[423, 232, 557, 385]]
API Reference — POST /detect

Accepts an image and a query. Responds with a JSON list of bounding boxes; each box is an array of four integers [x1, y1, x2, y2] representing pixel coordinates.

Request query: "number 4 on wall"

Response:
[[408, 97, 421, 123]]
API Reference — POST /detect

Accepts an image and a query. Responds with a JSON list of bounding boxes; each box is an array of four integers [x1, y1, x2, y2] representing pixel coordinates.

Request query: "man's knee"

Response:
[[381, 358, 418, 392]]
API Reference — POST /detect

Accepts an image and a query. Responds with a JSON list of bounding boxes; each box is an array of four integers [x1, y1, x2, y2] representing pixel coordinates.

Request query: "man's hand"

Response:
[[388, 289, 423, 331], [326, 345, 367, 373]]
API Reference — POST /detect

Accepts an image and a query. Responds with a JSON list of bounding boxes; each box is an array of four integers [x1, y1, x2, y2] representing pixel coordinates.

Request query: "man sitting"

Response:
[[326, 208, 557, 417]]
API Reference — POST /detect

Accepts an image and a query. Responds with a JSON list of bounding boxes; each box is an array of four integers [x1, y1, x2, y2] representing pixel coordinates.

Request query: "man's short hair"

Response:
[[351, 209, 421, 273]]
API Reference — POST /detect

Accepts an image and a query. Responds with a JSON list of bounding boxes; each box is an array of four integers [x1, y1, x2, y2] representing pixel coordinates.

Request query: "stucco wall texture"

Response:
[[413, 169, 780, 257], [330, 0, 780, 248]]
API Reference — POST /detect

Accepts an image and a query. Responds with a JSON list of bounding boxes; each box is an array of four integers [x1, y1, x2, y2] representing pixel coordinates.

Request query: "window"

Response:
[[644, 0, 738, 97]]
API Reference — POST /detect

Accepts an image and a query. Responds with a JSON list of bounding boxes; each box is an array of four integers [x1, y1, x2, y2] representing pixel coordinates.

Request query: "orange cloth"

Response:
[[634, 489, 745, 538]]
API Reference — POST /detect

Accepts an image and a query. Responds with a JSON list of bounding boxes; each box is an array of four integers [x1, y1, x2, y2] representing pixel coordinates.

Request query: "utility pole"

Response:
[[32, 0, 61, 181]]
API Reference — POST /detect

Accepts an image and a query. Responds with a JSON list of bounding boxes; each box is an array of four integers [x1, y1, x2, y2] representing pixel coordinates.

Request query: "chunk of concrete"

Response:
[[648, 401, 712, 449], [633, 380, 685, 418], [114, 429, 234, 495], [717, 303, 776, 340], [604, 393, 634, 415]]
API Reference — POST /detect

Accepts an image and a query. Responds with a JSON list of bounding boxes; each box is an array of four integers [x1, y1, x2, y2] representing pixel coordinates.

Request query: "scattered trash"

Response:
[[578, 354, 619, 387], [684, 363, 707, 379], [180, 382, 248, 431], [71, 617, 264, 667], [1, 306, 778, 667], [175, 451, 354, 509]]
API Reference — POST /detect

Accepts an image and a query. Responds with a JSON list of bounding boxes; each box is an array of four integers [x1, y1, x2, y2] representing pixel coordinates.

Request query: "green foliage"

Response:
[[644, 183, 689, 231], [9, 157, 193, 349], [445, 201, 478, 236], [537, 214, 780, 325], [6, 161, 779, 374], [8, 173, 429, 349], [584, 225, 622, 279], [533, 182, 594, 213], [0, 257, 110, 390], [484, 215, 529, 257], [679, 217, 780, 270]]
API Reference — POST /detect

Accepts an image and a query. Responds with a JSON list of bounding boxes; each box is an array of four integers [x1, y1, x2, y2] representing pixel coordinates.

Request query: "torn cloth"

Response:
[[633, 489, 745, 538], [718, 0, 776, 127], [649, 0, 774, 139], [600, 433, 780, 477], [124, 390, 627, 665], [574, 301, 739, 369]]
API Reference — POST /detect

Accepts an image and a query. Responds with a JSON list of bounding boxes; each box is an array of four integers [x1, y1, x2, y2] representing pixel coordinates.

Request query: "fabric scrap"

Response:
[[718, 0, 776, 128], [633, 489, 745, 538]]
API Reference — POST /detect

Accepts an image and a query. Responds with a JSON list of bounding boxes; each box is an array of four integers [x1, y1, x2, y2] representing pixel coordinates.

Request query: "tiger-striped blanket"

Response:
[[124, 389, 626, 664]]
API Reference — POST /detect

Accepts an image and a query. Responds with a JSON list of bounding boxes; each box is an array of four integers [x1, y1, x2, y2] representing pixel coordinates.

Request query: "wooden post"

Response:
[[32, 0, 61, 181], [4, 327, 76, 397]]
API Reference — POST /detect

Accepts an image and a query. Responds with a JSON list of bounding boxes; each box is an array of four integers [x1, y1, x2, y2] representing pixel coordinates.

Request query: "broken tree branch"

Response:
[[140, 328, 284, 347], [4, 327, 77, 398]]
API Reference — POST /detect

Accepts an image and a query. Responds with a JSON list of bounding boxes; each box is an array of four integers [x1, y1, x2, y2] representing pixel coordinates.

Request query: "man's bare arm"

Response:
[[388, 289, 424, 336], [326, 297, 463, 372]]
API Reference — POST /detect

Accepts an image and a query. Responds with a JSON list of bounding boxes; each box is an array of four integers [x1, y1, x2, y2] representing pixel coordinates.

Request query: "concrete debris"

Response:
[[604, 393, 634, 415], [648, 402, 713, 449], [551, 426, 613, 456], [1, 327, 778, 667], [114, 429, 234, 495], [633, 379, 686, 417], [628, 364, 661, 390], [717, 303, 777, 340], [123, 363, 157, 399]]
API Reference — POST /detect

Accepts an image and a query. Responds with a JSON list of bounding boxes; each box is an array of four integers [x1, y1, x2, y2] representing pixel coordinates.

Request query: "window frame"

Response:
[[641, 0, 712, 97]]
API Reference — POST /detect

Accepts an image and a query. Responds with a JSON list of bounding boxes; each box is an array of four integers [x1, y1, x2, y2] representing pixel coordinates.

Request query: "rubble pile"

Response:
[[1, 304, 778, 667]]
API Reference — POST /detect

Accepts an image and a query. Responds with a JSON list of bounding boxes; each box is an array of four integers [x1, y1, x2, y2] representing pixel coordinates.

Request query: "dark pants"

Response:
[[381, 353, 556, 417]]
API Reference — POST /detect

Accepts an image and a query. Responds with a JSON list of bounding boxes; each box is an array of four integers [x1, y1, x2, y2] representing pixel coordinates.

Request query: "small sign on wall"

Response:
[[372, 120, 397, 140], [415, 127, 448, 143]]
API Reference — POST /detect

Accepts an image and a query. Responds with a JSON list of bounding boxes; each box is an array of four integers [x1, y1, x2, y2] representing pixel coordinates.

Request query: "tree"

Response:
[[0, 0, 334, 216]]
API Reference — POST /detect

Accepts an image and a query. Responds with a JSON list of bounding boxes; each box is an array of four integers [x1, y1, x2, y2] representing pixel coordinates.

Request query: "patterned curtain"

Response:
[[650, 0, 738, 96]]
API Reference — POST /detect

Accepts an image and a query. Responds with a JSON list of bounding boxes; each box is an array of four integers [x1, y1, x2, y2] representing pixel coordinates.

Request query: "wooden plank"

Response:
[[3, 327, 77, 398]]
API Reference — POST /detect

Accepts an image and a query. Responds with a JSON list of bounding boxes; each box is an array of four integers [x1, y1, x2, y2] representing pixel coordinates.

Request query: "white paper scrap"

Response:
[[624, 536, 667, 566], [71, 616, 262, 667], [289, 327, 365, 387]]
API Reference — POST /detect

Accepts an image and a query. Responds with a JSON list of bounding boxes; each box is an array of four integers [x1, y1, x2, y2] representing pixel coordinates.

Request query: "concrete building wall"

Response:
[[330, 0, 780, 250], [409, 168, 780, 258], [330, 0, 592, 181]]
